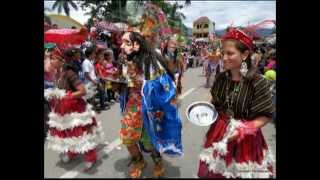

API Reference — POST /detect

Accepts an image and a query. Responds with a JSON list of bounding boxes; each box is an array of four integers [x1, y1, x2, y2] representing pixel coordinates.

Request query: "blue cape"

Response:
[[141, 73, 183, 156]]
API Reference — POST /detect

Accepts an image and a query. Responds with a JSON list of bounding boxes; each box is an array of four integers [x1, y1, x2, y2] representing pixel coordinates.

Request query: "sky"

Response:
[[178, 1, 276, 29], [44, 1, 276, 30], [44, 1, 91, 25]]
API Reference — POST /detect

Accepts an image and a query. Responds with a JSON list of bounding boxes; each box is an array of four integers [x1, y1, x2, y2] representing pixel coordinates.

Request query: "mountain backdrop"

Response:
[[215, 28, 275, 37], [186, 27, 275, 38]]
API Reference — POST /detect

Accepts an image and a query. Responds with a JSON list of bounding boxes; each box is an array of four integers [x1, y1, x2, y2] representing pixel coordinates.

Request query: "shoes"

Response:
[[83, 161, 96, 172], [128, 157, 147, 178], [101, 105, 110, 110], [59, 153, 70, 163], [153, 161, 165, 178], [105, 101, 114, 106], [95, 105, 110, 113], [95, 109, 101, 114]]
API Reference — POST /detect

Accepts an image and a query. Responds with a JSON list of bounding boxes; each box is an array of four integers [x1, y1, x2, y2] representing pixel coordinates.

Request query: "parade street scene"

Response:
[[44, 1, 276, 178]]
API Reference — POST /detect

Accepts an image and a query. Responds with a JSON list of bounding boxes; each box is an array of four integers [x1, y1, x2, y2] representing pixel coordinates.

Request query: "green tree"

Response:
[[168, 2, 186, 26], [80, 0, 190, 27], [103, 0, 129, 22], [52, 0, 78, 16], [80, 0, 129, 23]]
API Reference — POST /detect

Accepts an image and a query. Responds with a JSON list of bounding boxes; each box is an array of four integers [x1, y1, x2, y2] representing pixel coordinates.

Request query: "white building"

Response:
[[192, 16, 215, 42]]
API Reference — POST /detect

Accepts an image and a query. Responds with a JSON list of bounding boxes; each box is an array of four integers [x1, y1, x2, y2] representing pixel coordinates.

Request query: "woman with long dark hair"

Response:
[[118, 31, 182, 178]]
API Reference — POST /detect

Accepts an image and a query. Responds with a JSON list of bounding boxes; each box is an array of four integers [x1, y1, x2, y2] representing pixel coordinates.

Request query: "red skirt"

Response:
[[197, 113, 274, 178], [49, 97, 87, 116], [46, 95, 103, 154]]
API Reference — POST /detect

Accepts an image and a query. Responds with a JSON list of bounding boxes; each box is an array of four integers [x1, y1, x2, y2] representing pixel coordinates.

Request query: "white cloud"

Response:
[[44, 1, 91, 24], [179, 1, 276, 30]]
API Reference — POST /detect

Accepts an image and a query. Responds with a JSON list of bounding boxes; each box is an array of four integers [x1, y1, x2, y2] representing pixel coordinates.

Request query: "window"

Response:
[[204, 24, 208, 28]]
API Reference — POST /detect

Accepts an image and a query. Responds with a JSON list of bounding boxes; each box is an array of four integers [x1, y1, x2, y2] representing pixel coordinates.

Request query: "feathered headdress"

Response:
[[138, 3, 171, 40]]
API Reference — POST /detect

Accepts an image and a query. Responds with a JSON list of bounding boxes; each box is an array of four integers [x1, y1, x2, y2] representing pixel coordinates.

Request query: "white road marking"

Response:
[[179, 88, 196, 100], [58, 88, 197, 178], [104, 138, 122, 154], [104, 141, 109, 145], [59, 171, 78, 179]]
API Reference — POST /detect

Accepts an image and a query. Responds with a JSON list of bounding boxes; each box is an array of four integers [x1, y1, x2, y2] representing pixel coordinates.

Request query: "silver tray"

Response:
[[185, 101, 218, 126]]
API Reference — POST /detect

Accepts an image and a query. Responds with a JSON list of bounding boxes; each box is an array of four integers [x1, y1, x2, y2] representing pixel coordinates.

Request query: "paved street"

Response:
[[44, 67, 276, 178]]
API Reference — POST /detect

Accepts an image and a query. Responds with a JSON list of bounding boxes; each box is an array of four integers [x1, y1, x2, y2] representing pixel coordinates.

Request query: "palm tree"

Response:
[[52, 0, 78, 16], [104, 0, 129, 22], [81, 0, 129, 22], [167, 2, 186, 29], [80, 0, 190, 25], [84, 6, 99, 19]]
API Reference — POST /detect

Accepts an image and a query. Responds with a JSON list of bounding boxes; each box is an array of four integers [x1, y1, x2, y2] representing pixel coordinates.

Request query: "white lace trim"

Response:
[[47, 104, 96, 131], [44, 86, 96, 101], [44, 88, 66, 100], [47, 124, 104, 154], [199, 118, 275, 178], [199, 149, 274, 178]]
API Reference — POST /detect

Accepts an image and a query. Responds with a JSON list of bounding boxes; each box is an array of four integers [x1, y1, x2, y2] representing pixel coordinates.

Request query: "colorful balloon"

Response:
[[264, 70, 276, 80]]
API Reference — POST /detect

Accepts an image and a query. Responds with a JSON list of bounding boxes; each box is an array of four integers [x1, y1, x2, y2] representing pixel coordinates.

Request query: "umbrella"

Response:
[[96, 21, 120, 32], [44, 28, 88, 45]]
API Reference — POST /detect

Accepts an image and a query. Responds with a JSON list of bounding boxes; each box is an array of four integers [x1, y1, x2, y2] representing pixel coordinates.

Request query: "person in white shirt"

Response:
[[82, 47, 98, 107], [82, 47, 98, 85]]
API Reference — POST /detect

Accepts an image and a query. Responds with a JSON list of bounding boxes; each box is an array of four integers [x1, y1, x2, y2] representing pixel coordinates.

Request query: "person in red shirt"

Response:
[[103, 50, 117, 102], [95, 49, 108, 78], [95, 49, 109, 111], [264, 55, 276, 72]]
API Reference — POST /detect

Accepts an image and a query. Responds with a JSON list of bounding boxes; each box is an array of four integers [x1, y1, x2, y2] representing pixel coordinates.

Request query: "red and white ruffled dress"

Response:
[[198, 113, 274, 178], [197, 72, 275, 178], [44, 70, 104, 163]]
